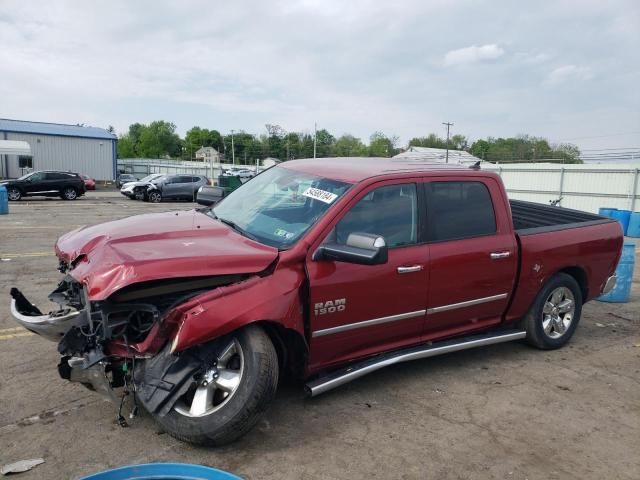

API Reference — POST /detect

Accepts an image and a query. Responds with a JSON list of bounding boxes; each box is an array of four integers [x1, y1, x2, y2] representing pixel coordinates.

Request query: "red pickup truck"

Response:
[[10, 158, 622, 445]]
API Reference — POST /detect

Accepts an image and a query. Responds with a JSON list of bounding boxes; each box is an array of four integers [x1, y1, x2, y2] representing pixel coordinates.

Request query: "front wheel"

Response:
[[523, 273, 583, 349], [155, 325, 279, 445], [147, 191, 162, 203], [7, 187, 22, 201]]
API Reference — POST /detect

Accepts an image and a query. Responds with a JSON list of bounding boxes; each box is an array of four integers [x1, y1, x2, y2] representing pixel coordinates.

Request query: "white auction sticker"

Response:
[[302, 187, 338, 204]]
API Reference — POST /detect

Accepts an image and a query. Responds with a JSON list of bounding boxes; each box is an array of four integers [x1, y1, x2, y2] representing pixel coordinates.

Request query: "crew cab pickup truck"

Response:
[[9, 158, 622, 446]]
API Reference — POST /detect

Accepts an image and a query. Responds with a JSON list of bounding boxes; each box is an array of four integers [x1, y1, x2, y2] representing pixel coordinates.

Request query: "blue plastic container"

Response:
[[598, 207, 617, 218], [627, 212, 640, 238], [598, 242, 636, 303], [0, 185, 8, 215], [610, 209, 631, 235], [79, 463, 242, 480]]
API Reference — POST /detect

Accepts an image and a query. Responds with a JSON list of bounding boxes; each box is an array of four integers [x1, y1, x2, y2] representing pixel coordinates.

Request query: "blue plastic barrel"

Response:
[[0, 185, 8, 215], [598, 207, 617, 218], [610, 209, 631, 235], [628, 212, 640, 238], [598, 242, 636, 303], [80, 463, 242, 480]]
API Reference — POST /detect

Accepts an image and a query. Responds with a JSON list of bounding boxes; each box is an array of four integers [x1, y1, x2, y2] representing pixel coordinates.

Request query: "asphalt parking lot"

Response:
[[1, 191, 639, 480]]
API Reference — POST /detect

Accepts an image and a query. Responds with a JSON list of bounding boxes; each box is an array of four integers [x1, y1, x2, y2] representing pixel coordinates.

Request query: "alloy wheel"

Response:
[[173, 339, 245, 417], [542, 286, 575, 339]]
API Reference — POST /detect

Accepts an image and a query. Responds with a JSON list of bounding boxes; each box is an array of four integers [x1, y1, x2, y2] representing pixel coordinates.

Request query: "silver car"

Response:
[[144, 174, 210, 203]]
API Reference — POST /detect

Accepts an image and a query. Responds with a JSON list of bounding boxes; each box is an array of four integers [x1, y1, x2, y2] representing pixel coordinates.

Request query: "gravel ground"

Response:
[[0, 191, 638, 480]]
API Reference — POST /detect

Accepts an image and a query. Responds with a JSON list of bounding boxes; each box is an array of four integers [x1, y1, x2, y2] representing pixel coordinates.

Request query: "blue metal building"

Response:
[[0, 119, 117, 180]]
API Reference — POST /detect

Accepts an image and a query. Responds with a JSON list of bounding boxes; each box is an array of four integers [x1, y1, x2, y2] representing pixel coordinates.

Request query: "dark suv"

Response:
[[1, 170, 86, 201]]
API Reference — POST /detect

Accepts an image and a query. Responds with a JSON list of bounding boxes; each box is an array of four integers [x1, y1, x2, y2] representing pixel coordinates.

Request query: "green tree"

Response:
[[137, 121, 182, 158], [117, 135, 135, 158], [368, 132, 399, 157], [334, 134, 367, 156], [184, 127, 223, 160]]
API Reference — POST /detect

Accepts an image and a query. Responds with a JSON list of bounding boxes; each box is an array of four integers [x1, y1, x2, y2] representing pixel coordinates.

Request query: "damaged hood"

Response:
[[56, 210, 278, 300]]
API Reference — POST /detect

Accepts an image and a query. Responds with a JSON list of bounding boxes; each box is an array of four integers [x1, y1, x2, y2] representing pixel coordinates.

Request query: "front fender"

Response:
[[171, 263, 306, 352]]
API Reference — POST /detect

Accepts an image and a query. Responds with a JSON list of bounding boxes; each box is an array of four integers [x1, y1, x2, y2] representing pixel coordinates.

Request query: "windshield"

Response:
[[139, 174, 161, 182], [211, 166, 350, 248], [17, 172, 34, 180]]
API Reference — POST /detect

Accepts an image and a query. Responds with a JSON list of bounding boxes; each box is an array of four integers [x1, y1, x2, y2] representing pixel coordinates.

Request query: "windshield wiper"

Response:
[[217, 217, 259, 242]]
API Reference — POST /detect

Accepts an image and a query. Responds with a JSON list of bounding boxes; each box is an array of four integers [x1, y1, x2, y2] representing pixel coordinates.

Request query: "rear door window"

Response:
[[426, 181, 496, 241]]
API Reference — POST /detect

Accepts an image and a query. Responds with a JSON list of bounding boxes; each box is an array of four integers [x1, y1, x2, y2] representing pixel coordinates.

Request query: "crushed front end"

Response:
[[10, 264, 248, 426]]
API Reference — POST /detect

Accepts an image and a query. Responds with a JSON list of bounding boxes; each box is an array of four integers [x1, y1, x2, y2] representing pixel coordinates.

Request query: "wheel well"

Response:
[[255, 321, 308, 381], [559, 266, 588, 302]]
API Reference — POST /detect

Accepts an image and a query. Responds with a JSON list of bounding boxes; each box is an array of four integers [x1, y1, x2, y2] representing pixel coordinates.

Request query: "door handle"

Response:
[[397, 265, 423, 274], [490, 251, 512, 260]]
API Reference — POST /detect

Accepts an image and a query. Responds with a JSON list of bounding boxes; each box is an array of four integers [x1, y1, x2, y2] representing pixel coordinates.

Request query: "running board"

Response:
[[305, 330, 526, 397]]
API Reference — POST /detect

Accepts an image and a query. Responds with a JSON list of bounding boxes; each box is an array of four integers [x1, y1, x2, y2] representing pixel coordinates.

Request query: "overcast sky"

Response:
[[1, 0, 638, 150]]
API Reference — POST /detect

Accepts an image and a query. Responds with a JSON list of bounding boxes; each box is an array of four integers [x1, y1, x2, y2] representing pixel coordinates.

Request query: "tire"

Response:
[[61, 187, 78, 200], [523, 273, 583, 350], [148, 191, 162, 203], [7, 187, 21, 201], [155, 325, 279, 445]]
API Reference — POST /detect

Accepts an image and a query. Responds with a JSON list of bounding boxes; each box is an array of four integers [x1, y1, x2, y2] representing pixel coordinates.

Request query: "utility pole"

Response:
[[313, 122, 317, 159], [231, 129, 235, 165], [442, 122, 453, 163]]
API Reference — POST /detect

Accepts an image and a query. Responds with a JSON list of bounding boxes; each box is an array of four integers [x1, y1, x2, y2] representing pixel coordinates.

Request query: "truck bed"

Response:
[[510, 200, 612, 235]]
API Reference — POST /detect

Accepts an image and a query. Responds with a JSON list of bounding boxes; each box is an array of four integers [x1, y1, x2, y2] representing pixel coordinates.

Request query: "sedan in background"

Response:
[[81, 175, 96, 190], [117, 173, 138, 188], [221, 167, 255, 179]]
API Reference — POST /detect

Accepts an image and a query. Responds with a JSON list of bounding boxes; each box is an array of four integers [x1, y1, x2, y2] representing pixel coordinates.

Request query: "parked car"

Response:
[[117, 173, 138, 188], [196, 185, 226, 206], [221, 167, 254, 179], [0, 170, 86, 201], [120, 173, 165, 199], [8, 158, 623, 446], [81, 175, 96, 191], [143, 174, 210, 203]]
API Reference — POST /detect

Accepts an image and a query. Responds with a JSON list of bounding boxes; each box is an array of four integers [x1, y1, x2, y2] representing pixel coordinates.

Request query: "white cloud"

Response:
[[443, 44, 505, 66], [545, 65, 593, 85]]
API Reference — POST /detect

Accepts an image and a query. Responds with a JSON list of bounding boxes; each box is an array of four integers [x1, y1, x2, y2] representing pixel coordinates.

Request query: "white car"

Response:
[[221, 168, 255, 179], [120, 173, 165, 199]]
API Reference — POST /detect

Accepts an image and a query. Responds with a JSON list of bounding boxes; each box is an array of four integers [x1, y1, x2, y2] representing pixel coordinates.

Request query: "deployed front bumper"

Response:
[[10, 289, 82, 341]]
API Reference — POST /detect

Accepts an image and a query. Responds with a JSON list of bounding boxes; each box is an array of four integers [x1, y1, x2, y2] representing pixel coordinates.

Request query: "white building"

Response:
[[195, 146, 220, 163], [394, 146, 480, 164], [0, 118, 117, 180]]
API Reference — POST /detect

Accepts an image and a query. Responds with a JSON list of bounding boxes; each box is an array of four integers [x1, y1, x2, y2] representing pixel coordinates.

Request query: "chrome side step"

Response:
[[305, 330, 526, 397]]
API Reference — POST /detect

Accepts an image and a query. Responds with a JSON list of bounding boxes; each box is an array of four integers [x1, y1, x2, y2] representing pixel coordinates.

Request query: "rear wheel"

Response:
[[155, 325, 279, 445], [523, 273, 582, 349], [61, 187, 78, 200], [7, 187, 21, 201]]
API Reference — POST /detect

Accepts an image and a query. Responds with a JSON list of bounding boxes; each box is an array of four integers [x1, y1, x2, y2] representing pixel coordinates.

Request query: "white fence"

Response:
[[482, 163, 640, 213], [117, 158, 259, 181]]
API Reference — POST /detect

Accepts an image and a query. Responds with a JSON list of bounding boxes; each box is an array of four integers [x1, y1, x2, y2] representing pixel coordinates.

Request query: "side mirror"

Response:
[[196, 185, 225, 206], [313, 232, 388, 265]]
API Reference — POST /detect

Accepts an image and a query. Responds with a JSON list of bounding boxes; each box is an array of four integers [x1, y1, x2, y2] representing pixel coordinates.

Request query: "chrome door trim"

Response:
[[397, 265, 423, 274], [427, 293, 508, 314], [312, 309, 426, 338]]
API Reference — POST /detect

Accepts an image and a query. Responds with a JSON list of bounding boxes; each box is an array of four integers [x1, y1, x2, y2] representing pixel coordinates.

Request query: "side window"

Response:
[[28, 172, 44, 182], [333, 184, 417, 248], [426, 181, 496, 241]]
